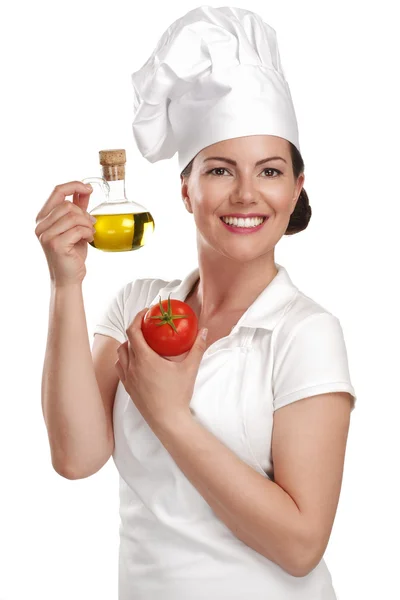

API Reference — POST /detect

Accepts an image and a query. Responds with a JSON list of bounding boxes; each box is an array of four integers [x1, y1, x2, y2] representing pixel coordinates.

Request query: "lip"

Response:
[[220, 213, 269, 218], [219, 215, 268, 234]]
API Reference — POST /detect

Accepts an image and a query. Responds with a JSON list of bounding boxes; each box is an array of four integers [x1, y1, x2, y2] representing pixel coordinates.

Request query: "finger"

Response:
[[73, 190, 87, 212], [126, 308, 149, 343], [128, 310, 155, 357], [73, 185, 94, 214], [117, 341, 130, 371], [35, 181, 93, 224], [35, 200, 95, 239]]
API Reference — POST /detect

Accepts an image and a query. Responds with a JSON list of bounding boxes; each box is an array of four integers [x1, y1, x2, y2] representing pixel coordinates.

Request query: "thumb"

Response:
[[188, 327, 208, 361], [73, 185, 93, 212]]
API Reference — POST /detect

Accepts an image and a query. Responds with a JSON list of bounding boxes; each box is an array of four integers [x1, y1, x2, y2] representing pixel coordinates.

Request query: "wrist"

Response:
[[51, 280, 83, 291], [152, 408, 194, 437]]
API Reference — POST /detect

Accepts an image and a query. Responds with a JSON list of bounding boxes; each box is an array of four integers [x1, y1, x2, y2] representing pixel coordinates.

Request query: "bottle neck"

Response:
[[101, 164, 127, 203], [106, 178, 127, 203]]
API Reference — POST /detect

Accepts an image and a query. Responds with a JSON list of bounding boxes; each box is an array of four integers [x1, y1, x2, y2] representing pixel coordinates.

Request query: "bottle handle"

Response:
[[81, 177, 110, 210]]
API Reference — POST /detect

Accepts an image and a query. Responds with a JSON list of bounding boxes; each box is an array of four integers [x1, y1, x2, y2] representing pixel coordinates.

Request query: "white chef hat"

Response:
[[131, 5, 300, 172]]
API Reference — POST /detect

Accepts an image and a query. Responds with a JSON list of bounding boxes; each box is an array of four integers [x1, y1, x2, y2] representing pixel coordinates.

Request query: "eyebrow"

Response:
[[203, 155, 287, 166]]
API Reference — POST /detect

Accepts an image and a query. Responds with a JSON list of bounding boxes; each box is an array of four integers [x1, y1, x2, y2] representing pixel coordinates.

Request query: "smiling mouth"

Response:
[[220, 216, 268, 226]]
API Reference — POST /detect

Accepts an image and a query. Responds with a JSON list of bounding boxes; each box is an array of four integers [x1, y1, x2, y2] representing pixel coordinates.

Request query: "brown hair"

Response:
[[180, 141, 311, 235]]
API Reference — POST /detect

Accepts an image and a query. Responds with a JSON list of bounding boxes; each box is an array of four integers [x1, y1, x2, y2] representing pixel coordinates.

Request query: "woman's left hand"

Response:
[[115, 308, 208, 432]]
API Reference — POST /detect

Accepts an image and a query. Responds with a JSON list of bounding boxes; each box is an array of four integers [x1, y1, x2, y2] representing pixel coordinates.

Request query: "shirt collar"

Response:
[[149, 262, 299, 332]]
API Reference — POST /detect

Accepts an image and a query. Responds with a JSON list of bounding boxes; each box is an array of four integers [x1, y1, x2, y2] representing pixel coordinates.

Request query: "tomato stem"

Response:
[[149, 293, 191, 334]]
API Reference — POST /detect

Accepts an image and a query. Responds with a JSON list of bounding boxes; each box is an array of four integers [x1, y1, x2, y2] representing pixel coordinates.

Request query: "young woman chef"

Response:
[[94, 6, 357, 600]]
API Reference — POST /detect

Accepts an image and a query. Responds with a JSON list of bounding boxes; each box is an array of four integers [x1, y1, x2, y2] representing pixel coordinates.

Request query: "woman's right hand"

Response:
[[35, 181, 97, 287]]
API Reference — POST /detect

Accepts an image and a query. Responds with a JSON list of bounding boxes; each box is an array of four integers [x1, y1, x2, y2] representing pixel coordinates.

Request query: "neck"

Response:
[[190, 246, 278, 321]]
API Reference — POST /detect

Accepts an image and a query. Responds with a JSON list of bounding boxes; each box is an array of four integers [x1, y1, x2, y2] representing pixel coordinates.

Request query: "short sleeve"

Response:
[[272, 312, 357, 412], [93, 283, 127, 344]]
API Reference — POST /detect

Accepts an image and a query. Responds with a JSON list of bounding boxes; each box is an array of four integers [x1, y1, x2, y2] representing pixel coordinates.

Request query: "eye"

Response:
[[262, 168, 282, 177], [207, 167, 229, 176]]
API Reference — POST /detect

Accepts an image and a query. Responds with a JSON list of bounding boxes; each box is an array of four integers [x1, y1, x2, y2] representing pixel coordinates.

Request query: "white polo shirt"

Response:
[[94, 262, 356, 600]]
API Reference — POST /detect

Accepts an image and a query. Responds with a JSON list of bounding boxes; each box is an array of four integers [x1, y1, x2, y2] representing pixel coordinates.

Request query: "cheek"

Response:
[[268, 188, 295, 214], [192, 193, 219, 223]]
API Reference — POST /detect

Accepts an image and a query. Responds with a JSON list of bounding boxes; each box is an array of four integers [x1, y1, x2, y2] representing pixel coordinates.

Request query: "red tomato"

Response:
[[141, 294, 198, 356]]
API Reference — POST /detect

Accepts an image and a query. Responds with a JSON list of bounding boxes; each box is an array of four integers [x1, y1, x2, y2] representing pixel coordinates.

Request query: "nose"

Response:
[[230, 173, 259, 205]]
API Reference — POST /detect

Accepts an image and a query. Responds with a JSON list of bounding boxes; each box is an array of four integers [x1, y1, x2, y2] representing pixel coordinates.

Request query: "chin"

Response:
[[216, 246, 270, 263]]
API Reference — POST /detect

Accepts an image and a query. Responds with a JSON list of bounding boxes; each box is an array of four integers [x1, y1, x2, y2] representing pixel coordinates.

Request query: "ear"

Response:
[[181, 175, 193, 214], [291, 172, 305, 212]]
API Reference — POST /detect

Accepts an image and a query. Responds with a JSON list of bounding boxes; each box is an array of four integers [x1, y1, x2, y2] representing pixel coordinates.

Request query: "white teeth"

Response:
[[221, 216, 265, 228]]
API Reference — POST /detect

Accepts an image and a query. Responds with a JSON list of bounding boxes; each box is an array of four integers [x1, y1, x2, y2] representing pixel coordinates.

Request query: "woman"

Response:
[[36, 7, 357, 600]]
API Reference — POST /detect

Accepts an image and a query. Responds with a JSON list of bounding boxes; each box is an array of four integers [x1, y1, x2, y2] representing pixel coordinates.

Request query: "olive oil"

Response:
[[83, 149, 156, 252], [89, 211, 155, 252]]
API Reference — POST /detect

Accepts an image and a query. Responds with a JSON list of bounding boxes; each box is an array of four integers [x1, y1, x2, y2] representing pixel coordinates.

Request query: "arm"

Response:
[[41, 283, 116, 478], [152, 391, 352, 577]]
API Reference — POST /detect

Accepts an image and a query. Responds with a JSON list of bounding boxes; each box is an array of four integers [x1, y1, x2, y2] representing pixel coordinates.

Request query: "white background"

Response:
[[1, 1, 399, 598]]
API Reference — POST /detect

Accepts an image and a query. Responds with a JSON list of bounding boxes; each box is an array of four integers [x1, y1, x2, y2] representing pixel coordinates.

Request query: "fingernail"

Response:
[[201, 328, 208, 340], [85, 184, 93, 191], [89, 215, 97, 223]]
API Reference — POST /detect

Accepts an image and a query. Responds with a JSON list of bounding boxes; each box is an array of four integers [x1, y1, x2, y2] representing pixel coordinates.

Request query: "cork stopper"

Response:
[[99, 149, 126, 181], [99, 149, 126, 166]]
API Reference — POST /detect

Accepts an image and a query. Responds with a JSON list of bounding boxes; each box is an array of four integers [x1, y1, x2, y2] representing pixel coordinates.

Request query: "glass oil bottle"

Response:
[[82, 149, 155, 252]]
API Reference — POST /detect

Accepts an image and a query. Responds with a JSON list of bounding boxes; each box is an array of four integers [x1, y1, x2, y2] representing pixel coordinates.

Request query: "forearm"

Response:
[[42, 282, 110, 476], [152, 413, 311, 576]]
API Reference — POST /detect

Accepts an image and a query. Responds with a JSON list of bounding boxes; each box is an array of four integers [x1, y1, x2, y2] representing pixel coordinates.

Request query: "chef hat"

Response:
[[131, 5, 300, 172]]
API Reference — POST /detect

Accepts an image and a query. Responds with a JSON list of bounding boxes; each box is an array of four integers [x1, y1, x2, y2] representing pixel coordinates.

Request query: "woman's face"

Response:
[[181, 135, 305, 263]]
